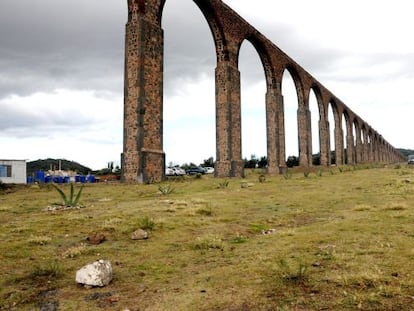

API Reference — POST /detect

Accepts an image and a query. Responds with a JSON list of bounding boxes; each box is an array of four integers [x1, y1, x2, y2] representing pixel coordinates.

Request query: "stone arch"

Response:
[[122, 0, 403, 182], [193, 0, 229, 63]]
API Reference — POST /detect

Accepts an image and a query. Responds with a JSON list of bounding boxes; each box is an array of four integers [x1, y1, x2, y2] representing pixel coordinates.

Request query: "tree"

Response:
[[258, 156, 268, 168], [244, 154, 258, 169], [202, 157, 214, 168]]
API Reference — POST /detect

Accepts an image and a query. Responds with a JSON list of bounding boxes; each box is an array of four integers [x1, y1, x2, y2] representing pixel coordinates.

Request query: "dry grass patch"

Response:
[[1, 166, 414, 310]]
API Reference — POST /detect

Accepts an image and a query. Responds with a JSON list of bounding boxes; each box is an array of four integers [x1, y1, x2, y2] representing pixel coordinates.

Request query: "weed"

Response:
[[192, 235, 225, 251], [283, 171, 292, 180], [229, 234, 248, 244], [277, 258, 308, 283], [218, 179, 229, 189], [249, 223, 268, 233], [28, 235, 51, 245], [303, 170, 310, 178], [137, 216, 156, 231], [196, 205, 214, 216], [61, 243, 86, 258], [195, 173, 203, 179], [158, 184, 175, 195], [258, 174, 266, 183], [317, 244, 337, 261], [31, 261, 64, 279], [51, 183, 84, 207]]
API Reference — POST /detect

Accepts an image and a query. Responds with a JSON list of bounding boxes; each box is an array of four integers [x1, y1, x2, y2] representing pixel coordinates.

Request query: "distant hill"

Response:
[[397, 148, 414, 158], [27, 158, 92, 176]]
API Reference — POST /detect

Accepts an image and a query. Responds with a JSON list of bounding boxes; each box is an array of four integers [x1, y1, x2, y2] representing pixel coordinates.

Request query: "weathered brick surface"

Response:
[[122, 0, 404, 183]]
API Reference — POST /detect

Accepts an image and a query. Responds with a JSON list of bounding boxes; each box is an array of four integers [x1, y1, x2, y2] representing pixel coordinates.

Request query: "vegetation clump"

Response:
[[51, 183, 84, 207]]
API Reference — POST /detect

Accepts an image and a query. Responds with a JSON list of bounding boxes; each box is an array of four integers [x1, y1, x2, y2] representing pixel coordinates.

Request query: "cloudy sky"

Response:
[[1, 0, 413, 170]]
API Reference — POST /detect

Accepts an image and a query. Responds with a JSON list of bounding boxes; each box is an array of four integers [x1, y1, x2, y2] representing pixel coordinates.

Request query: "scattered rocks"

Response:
[[261, 229, 276, 235], [39, 301, 59, 311], [131, 229, 149, 240], [75, 259, 113, 287], [240, 182, 254, 188], [44, 205, 82, 212]]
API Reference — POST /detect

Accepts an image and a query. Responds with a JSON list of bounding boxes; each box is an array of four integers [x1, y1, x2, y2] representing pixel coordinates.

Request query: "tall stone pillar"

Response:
[[122, 2, 165, 183], [266, 90, 278, 174], [335, 126, 344, 165], [297, 107, 311, 167], [266, 89, 285, 173], [363, 131, 369, 163], [319, 119, 330, 166], [355, 127, 362, 164], [215, 61, 244, 178], [276, 94, 286, 169], [346, 124, 355, 165]]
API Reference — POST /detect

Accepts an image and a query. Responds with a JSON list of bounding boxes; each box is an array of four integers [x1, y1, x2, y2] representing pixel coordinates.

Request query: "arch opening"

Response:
[[282, 69, 299, 167], [239, 40, 267, 168], [328, 102, 336, 165], [309, 88, 320, 165], [162, 0, 216, 168]]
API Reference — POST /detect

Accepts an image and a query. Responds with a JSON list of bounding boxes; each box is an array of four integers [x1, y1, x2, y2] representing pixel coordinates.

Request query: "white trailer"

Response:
[[0, 160, 27, 184]]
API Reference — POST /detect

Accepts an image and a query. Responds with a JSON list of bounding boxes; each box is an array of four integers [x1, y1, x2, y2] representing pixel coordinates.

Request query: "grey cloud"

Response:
[[0, 0, 125, 98]]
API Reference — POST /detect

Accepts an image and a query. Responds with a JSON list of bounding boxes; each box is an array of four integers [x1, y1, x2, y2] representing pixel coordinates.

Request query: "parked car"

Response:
[[165, 167, 175, 176], [166, 167, 185, 176], [172, 167, 185, 176], [204, 167, 214, 174], [186, 167, 206, 175], [408, 155, 414, 165]]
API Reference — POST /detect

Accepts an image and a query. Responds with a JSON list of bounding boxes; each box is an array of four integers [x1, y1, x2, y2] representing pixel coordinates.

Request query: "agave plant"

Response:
[[51, 183, 84, 207]]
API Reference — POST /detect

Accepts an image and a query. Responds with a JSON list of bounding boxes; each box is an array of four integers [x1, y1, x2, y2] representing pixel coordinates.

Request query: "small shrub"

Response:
[[51, 183, 84, 207], [31, 261, 64, 279], [196, 205, 213, 216], [28, 235, 51, 245], [277, 259, 308, 283], [61, 243, 86, 258], [283, 171, 292, 180], [158, 184, 175, 195], [195, 173, 203, 179], [258, 174, 266, 183], [249, 223, 268, 233], [229, 234, 248, 244], [138, 216, 156, 231], [218, 180, 229, 189], [303, 170, 310, 178], [316, 170, 323, 177], [192, 235, 224, 251]]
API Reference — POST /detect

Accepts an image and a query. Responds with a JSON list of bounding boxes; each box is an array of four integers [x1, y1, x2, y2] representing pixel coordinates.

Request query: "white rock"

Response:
[[75, 259, 113, 287]]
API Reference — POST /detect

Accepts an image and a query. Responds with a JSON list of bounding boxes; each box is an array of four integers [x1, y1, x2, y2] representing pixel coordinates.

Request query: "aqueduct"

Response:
[[121, 0, 405, 183]]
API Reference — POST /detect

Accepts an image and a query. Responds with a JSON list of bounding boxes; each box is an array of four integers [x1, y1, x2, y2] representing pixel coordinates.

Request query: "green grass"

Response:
[[1, 165, 414, 310]]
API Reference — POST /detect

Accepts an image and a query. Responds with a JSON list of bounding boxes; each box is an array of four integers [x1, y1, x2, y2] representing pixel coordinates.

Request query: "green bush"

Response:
[[51, 183, 84, 207]]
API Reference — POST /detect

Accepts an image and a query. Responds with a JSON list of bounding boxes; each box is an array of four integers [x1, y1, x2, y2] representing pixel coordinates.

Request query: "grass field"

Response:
[[1, 165, 413, 310]]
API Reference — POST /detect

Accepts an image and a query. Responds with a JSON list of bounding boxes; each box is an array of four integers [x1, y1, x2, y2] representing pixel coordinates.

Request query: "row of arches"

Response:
[[122, 0, 404, 183]]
